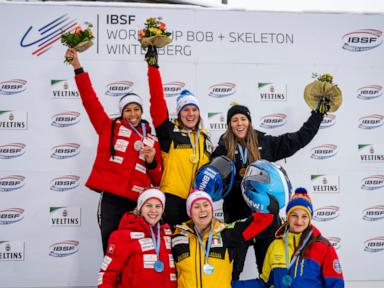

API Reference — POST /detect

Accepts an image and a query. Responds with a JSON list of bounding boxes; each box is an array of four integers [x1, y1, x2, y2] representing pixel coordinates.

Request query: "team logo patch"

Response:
[[172, 236, 189, 247], [107, 244, 115, 255], [130, 232, 144, 239], [333, 259, 343, 274]]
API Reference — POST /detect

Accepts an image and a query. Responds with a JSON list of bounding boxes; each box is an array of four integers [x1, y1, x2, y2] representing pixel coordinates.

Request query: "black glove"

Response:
[[145, 45, 158, 67], [267, 194, 280, 216], [315, 96, 330, 114]]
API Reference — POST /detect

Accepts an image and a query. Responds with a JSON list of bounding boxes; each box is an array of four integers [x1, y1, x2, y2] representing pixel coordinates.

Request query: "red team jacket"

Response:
[[75, 72, 162, 200], [97, 213, 177, 288]]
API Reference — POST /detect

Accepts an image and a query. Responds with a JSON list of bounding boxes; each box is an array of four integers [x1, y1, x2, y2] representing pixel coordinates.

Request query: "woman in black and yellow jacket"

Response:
[[146, 46, 213, 229], [172, 191, 279, 288]]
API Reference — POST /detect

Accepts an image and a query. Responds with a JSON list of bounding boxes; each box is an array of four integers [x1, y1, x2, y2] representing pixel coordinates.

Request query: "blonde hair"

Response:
[[223, 124, 260, 162]]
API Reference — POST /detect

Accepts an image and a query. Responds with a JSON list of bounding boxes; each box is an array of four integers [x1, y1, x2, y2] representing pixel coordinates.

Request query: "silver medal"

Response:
[[134, 140, 143, 151]]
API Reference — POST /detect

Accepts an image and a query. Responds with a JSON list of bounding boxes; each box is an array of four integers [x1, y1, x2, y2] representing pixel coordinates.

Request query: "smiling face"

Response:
[[191, 199, 213, 233], [140, 198, 163, 226], [179, 105, 200, 129], [288, 208, 310, 234], [122, 103, 142, 127], [230, 113, 250, 139]]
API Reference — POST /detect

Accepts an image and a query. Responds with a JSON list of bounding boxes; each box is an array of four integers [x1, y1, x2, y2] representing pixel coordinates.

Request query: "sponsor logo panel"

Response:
[[259, 113, 287, 129], [328, 237, 342, 250], [0, 208, 25, 225], [310, 144, 337, 160], [362, 205, 384, 221], [49, 240, 80, 257], [357, 85, 383, 100], [51, 80, 79, 99], [49, 207, 81, 226], [320, 114, 336, 129], [105, 81, 134, 97], [358, 144, 384, 163], [358, 114, 384, 130], [0, 143, 26, 159], [50, 175, 80, 191], [0, 79, 27, 95], [310, 174, 340, 193], [342, 29, 383, 52], [0, 241, 25, 261], [313, 206, 340, 222], [364, 237, 384, 252], [258, 82, 287, 101], [208, 82, 236, 98], [50, 143, 80, 159], [361, 175, 384, 190], [0, 175, 25, 192], [51, 111, 81, 127], [0, 111, 28, 130], [163, 81, 185, 98], [207, 112, 226, 131]]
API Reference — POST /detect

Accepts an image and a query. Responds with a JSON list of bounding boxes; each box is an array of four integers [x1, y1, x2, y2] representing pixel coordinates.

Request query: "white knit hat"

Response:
[[137, 188, 166, 212], [176, 90, 200, 115], [119, 93, 143, 116], [186, 190, 213, 217]]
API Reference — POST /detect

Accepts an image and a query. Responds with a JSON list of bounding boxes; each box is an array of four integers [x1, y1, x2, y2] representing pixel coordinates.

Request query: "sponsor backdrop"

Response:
[[0, 1, 383, 287]]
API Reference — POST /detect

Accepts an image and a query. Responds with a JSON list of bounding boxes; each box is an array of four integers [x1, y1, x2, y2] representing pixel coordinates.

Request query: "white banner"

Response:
[[0, 1, 383, 287]]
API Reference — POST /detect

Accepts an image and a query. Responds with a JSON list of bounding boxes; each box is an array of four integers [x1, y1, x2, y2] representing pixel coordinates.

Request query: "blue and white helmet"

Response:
[[193, 156, 235, 202], [241, 160, 292, 213]]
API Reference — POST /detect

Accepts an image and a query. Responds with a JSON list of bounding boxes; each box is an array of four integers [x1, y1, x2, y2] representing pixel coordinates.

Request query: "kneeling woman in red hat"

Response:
[[232, 188, 345, 288], [97, 188, 176, 288], [172, 190, 279, 288]]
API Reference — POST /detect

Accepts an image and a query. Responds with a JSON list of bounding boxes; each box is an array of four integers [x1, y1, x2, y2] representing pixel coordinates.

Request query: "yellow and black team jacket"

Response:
[[171, 213, 276, 288], [148, 66, 213, 199]]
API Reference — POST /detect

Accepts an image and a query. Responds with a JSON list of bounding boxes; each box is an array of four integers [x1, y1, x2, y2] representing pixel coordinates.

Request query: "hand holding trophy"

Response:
[[138, 17, 172, 66], [61, 22, 94, 64], [304, 73, 343, 114]]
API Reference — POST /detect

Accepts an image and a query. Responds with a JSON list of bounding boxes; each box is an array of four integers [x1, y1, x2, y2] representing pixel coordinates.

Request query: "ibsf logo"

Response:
[[49, 240, 80, 257], [328, 237, 341, 250], [259, 113, 287, 129], [105, 81, 134, 97], [163, 81, 185, 98], [20, 14, 78, 56], [0, 175, 25, 192], [50, 175, 80, 191], [362, 205, 384, 221], [361, 175, 384, 190], [0, 208, 25, 225], [51, 111, 81, 127], [50, 143, 80, 159], [320, 114, 336, 129], [357, 85, 383, 100], [0, 80, 27, 95], [358, 114, 384, 129], [313, 206, 340, 222], [208, 82, 236, 98], [0, 143, 26, 159], [342, 29, 383, 52], [310, 144, 337, 160], [364, 237, 384, 252]]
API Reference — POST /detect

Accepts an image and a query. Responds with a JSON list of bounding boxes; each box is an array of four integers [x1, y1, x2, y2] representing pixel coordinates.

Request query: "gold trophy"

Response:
[[304, 73, 342, 113]]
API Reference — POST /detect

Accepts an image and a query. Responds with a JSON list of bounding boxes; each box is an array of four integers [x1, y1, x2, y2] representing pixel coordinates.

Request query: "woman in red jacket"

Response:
[[65, 49, 163, 254], [98, 188, 177, 288]]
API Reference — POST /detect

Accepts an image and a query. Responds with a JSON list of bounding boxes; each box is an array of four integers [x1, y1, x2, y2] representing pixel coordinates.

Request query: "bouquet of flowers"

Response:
[[61, 22, 94, 63], [138, 17, 172, 49], [304, 73, 343, 113]]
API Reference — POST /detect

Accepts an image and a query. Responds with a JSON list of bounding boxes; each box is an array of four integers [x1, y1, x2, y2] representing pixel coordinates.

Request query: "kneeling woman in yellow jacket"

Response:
[[172, 191, 279, 288]]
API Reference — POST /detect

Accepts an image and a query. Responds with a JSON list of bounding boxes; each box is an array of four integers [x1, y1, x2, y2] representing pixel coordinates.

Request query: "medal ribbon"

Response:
[[237, 144, 248, 166], [194, 225, 213, 265], [149, 222, 161, 260], [284, 229, 313, 281], [129, 122, 146, 140], [188, 129, 200, 159]]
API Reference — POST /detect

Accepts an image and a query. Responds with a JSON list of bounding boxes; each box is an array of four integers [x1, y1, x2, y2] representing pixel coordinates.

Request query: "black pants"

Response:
[[232, 237, 276, 280], [163, 193, 189, 230], [97, 192, 136, 254]]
